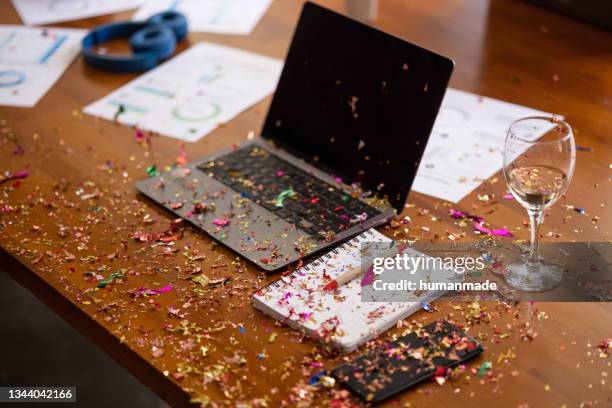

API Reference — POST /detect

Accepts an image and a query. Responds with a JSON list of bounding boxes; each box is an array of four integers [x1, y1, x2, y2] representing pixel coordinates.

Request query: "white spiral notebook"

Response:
[[252, 229, 445, 353]]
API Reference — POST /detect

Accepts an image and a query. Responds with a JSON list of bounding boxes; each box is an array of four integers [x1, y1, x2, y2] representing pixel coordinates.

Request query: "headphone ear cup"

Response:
[[129, 26, 177, 61], [148, 11, 189, 41]]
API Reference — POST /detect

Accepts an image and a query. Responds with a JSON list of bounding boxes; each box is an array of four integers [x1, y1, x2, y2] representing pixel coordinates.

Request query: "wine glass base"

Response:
[[504, 261, 563, 292]]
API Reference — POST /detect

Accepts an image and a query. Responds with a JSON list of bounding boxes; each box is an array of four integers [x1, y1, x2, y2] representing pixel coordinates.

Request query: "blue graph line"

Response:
[[0, 31, 16, 53], [39, 35, 68, 64]]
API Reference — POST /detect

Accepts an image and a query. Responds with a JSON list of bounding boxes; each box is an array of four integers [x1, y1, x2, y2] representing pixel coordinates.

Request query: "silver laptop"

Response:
[[136, 2, 454, 271]]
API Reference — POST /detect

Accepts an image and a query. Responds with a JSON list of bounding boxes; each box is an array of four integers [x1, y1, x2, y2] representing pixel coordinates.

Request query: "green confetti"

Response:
[[275, 188, 297, 207], [97, 272, 125, 288], [146, 165, 159, 177], [477, 361, 492, 377]]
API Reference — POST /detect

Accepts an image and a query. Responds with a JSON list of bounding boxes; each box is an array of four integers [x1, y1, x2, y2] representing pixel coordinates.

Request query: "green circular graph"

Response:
[[171, 102, 221, 122]]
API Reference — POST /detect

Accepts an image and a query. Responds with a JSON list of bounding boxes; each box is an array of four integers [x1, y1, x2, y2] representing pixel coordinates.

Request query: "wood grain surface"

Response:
[[1, 0, 610, 407]]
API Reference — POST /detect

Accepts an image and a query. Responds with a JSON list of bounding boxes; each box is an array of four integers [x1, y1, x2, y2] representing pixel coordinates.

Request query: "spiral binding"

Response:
[[263, 229, 376, 292]]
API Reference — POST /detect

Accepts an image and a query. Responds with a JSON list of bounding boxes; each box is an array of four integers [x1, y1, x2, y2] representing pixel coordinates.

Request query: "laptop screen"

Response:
[[262, 2, 453, 212]]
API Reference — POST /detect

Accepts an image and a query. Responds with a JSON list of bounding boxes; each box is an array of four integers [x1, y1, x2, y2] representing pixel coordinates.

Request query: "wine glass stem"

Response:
[[527, 209, 543, 265]]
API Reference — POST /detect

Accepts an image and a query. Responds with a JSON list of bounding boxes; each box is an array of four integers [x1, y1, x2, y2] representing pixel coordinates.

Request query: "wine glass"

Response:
[[503, 116, 575, 291]]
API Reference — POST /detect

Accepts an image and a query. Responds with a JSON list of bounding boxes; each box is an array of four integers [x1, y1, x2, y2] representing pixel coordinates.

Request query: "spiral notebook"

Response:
[[252, 229, 445, 353]]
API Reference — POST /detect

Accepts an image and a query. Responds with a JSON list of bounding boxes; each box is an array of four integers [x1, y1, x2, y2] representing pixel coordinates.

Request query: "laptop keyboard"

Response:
[[196, 146, 380, 238]]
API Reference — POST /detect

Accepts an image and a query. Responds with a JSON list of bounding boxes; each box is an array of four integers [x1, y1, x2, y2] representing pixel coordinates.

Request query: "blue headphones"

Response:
[[82, 11, 188, 72]]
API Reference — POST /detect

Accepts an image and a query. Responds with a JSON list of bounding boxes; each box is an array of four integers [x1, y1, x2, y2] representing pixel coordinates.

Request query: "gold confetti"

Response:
[[191, 274, 210, 286]]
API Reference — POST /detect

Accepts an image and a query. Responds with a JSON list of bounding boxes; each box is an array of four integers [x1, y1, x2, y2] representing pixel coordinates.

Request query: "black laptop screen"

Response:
[[262, 2, 453, 212]]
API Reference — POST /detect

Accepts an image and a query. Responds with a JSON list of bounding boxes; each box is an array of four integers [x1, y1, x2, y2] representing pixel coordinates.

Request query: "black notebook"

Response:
[[332, 320, 483, 403]]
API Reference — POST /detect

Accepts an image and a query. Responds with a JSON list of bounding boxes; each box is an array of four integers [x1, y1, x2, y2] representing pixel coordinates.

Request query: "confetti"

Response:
[[450, 209, 512, 237], [598, 338, 611, 353], [97, 272, 125, 288], [477, 361, 492, 377], [209, 276, 231, 287], [176, 151, 187, 166], [136, 284, 173, 296], [473, 221, 513, 237], [0, 170, 30, 185], [191, 274, 210, 286], [275, 188, 297, 207], [360, 266, 375, 287], [146, 165, 159, 177], [0, 112, 589, 407], [433, 366, 447, 385], [212, 218, 229, 227]]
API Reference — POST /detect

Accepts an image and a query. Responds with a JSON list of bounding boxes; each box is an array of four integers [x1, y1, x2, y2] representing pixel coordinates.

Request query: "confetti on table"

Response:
[[97, 272, 125, 288]]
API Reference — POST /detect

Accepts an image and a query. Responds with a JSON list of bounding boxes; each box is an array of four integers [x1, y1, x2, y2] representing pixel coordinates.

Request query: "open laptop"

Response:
[[136, 2, 454, 271]]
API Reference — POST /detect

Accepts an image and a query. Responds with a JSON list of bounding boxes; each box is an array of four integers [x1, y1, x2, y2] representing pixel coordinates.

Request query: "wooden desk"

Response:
[[1, 0, 610, 406]]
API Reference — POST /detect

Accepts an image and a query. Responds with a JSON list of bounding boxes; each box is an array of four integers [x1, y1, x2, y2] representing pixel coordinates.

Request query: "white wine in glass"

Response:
[[507, 165, 568, 209], [503, 116, 575, 291]]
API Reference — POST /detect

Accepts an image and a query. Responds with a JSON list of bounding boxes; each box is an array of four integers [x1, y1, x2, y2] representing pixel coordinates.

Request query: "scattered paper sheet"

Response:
[[133, 0, 273, 35], [11, 0, 144, 26], [0, 25, 86, 108], [412, 88, 553, 203], [83, 42, 283, 142]]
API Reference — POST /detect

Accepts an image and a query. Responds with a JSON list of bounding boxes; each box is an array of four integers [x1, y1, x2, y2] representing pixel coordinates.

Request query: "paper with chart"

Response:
[[0, 25, 86, 107], [133, 0, 273, 34], [412, 88, 553, 203], [11, 0, 145, 26], [83, 42, 283, 142]]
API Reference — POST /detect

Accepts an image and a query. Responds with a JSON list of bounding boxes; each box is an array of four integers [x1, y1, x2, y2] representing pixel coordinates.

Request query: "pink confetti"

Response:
[[212, 218, 229, 227], [1, 171, 30, 185], [449, 209, 466, 219], [1, 205, 15, 213], [176, 152, 187, 166], [491, 228, 513, 237], [176, 142, 187, 166], [361, 266, 375, 287], [450, 209, 512, 237], [449, 208, 483, 223], [474, 221, 513, 237], [136, 284, 173, 296], [135, 129, 151, 146], [502, 193, 514, 200], [154, 284, 173, 293], [298, 311, 313, 321], [276, 170, 285, 177], [135, 129, 145, 142]]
